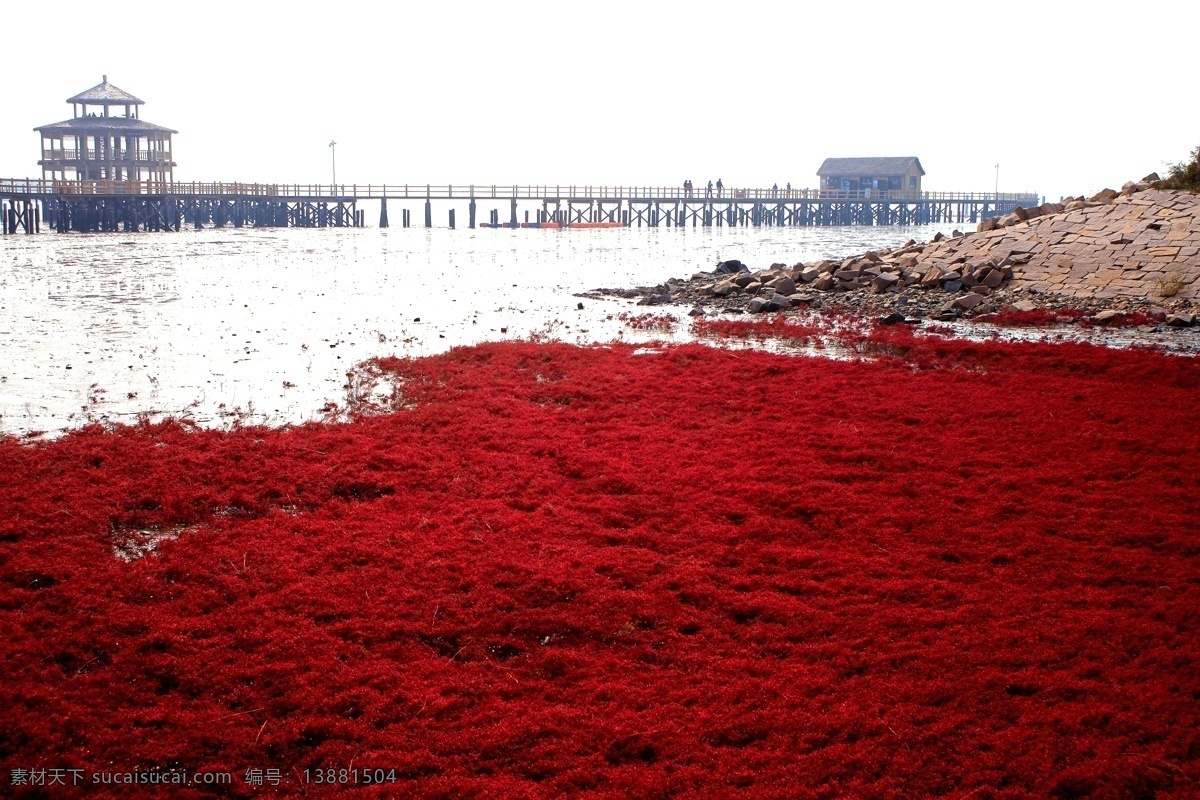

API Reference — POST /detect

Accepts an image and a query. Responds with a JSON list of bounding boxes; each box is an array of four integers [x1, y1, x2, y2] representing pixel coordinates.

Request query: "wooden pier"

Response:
[[0, 178, 1039, 234]]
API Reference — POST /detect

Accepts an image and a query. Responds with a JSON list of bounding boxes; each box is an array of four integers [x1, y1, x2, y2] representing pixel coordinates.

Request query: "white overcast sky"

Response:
[[2, 1, 1196, 200]]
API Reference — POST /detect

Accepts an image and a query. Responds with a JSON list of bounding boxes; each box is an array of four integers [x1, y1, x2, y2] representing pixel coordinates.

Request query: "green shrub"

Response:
[[1157, 144, 1200, 191]]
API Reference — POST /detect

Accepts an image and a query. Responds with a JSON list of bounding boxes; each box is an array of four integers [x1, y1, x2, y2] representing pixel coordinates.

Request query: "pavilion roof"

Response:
[[67, 76, 144, 105], [34, 117, 177, 134]]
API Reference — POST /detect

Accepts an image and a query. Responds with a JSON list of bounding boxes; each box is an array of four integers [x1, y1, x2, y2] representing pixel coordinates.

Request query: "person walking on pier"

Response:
[[716, 178, 724, 197], [684, 179, 693, 197], [706, 180, 713, 198]]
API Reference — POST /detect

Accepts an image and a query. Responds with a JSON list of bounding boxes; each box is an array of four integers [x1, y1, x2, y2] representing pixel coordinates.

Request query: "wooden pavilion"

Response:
[[34, 76, 176, 183]]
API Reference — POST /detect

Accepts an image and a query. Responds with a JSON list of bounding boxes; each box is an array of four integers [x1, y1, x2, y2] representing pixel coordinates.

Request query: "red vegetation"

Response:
[[691, 314, 831, 345], [983, 308, 1152, 329], [617, 312, 678, 332], [2, 335, 1200, 798]]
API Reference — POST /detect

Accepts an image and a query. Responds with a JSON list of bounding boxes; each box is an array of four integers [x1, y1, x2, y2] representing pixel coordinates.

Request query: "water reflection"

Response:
[[0, 223, 976, 435]]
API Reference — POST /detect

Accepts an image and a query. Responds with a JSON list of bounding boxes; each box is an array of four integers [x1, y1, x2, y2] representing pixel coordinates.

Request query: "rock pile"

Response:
[[696, 244, 1015, 320], [613, 181, 1199, 324], [928, 182, 1199, 305]]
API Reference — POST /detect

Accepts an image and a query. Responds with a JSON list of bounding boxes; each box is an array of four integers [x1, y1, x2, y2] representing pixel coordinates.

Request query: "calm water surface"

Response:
[[0, 223, 960, 435]]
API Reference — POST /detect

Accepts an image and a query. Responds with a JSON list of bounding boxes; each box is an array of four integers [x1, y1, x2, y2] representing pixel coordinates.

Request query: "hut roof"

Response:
[[67, 76, 144, 105], [34, 117, 177, 134], [817, 157, 925, 177]]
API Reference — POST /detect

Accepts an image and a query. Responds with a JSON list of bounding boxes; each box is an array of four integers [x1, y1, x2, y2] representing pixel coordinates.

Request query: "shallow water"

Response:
[[1, 224, 963, 435], [3, 222, 1191, 437]]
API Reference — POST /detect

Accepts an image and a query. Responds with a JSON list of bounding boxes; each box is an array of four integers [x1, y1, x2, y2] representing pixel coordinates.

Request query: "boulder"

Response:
[[954, 294, 985, 311], [1013, 206, 1029, 221], [746, 297, 769, 313], [879, 311, 907, 325], [688, 306, 705, 317], [981, 269, 1004, 289], [933, 301, 960, 321], [1088, 188, 1120, 202], [1093, 309, 1121, 324], [1012, 300, 1038, 312], [1166, 313, 1195, 328], [920, 266, 944, 288], [999, 213, 1021, 227], [1142, 172, 1161, 183], [932, 232, 946, 242], [713, 259, 748, 275], [788, 293, 815, 306], [978, 216, 1000, 232], [1039, 202, 1064, 215], [1148, 306, 1168, 322], [767, 277, 796, 295], [711, 280, 736, 297], [834, 268, 861, 281], [871, 273, 900, 293], [943, 280, 963, 293], [765, 293, 790, 312], [732, 273, 755, 288], [799, 267, 822, 283], [812, 274, 835, 291], [637, 293, 673, 306]]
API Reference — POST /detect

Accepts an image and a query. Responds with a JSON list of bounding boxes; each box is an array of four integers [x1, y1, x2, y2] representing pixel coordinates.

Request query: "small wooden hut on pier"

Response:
[[34, 76, 176, 183], [818, 157, 925, 199]]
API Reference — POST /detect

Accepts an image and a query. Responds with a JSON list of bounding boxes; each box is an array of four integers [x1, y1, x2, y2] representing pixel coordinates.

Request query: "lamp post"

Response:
[[994, 163, 1000, 200], [329, 140, 337, 190]]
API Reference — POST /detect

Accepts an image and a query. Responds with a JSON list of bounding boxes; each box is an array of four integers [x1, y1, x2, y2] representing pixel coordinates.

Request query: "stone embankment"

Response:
[[612, 180, 1199, 326]]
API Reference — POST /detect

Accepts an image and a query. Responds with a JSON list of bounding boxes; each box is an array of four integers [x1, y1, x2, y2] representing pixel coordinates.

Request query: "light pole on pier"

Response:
[[329, 140, 337, 189], [994, 163, 1000, 200]]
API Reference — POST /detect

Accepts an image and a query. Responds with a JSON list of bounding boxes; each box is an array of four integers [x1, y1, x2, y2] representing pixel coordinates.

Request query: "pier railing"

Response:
[[41, 150, 172, 163], [0, 178, 1039, 205]]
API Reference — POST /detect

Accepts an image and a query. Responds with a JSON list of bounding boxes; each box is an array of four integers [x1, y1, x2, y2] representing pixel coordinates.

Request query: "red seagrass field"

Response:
[[1, 323, 1199, 799]]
